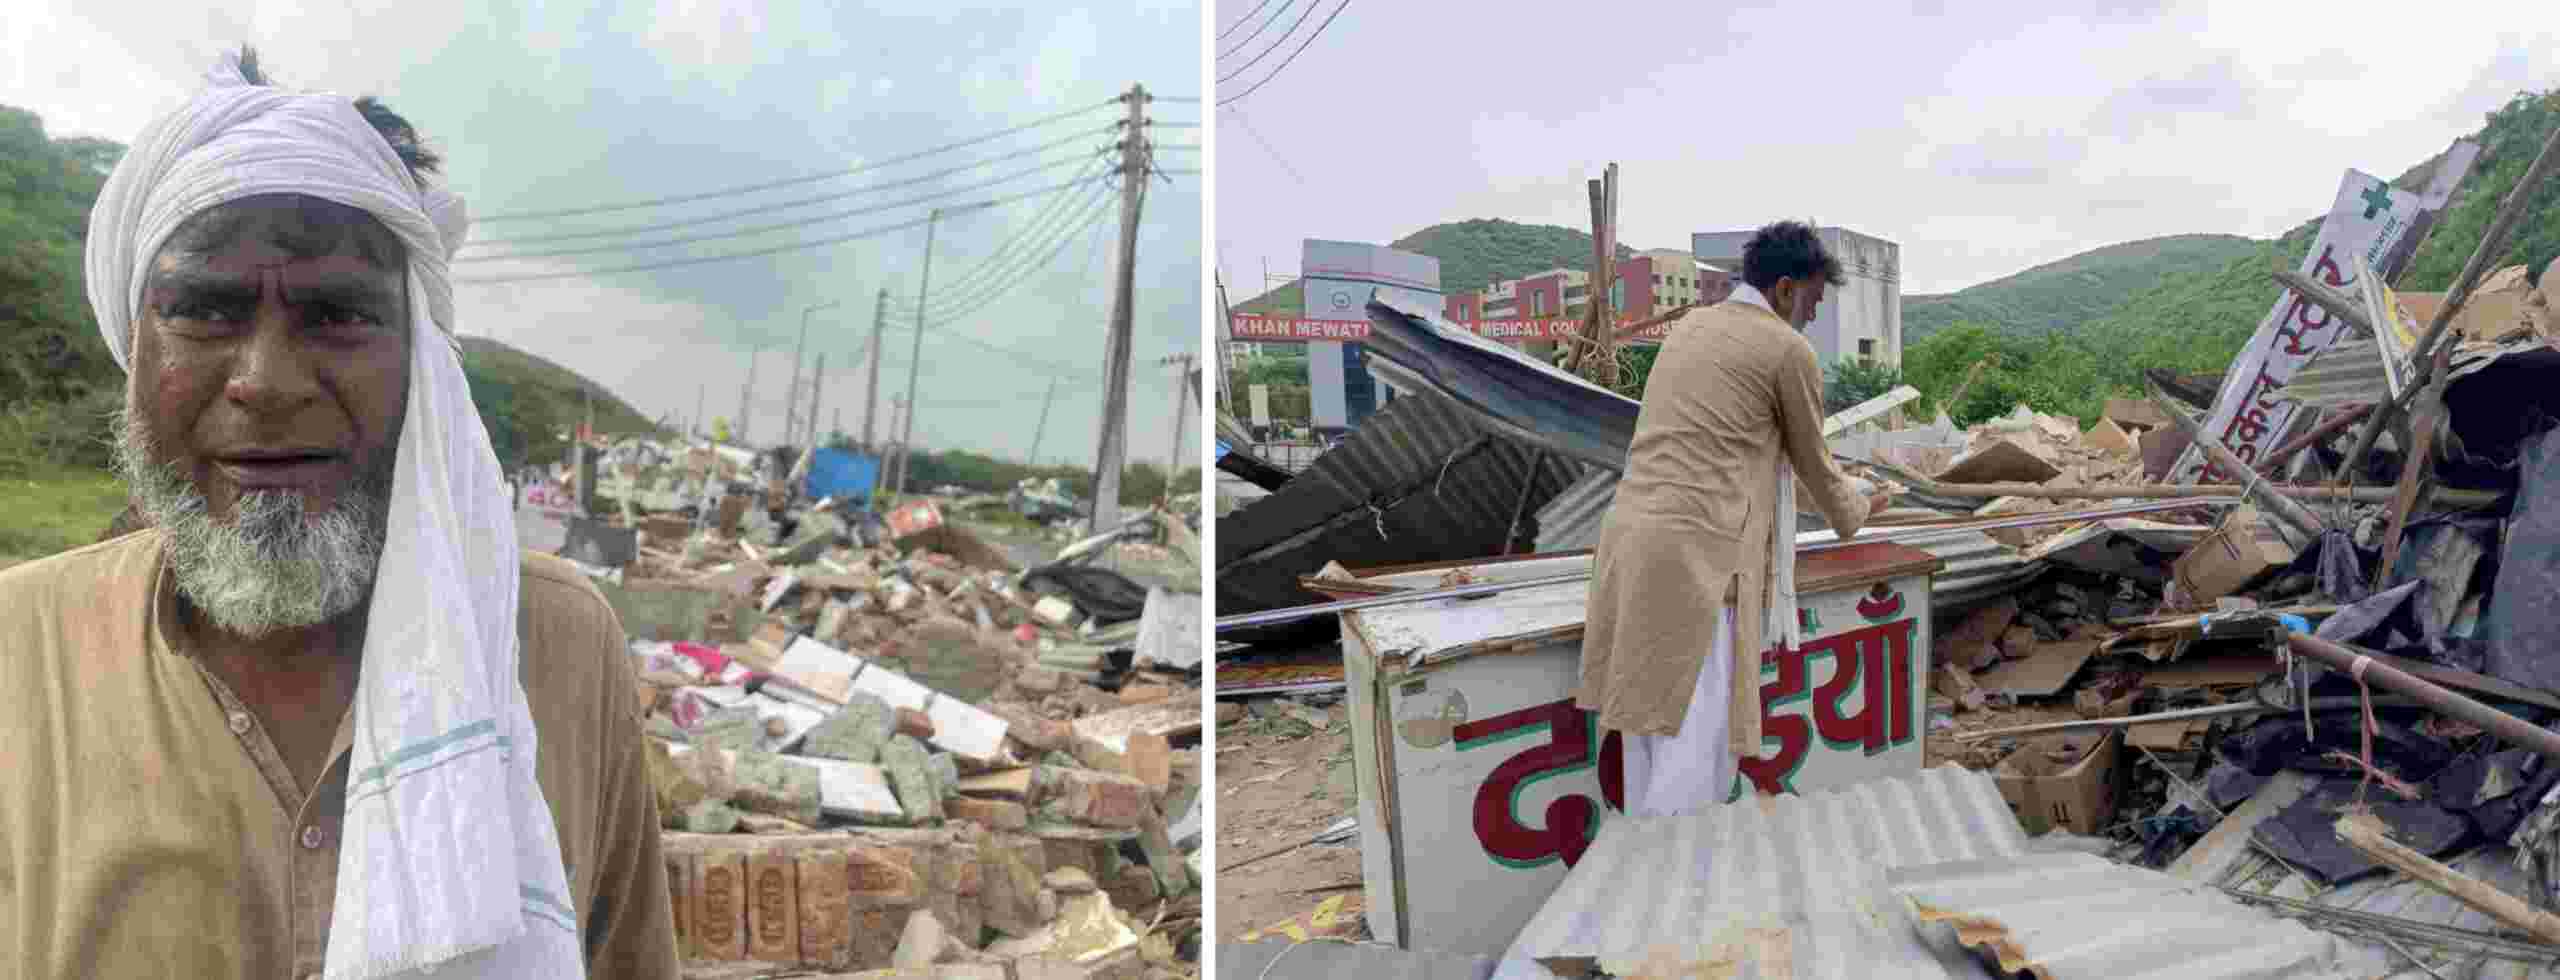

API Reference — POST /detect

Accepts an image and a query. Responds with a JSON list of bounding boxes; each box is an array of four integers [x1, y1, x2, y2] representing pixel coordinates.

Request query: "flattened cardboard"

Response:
[[1976, 640, 2101, 698]]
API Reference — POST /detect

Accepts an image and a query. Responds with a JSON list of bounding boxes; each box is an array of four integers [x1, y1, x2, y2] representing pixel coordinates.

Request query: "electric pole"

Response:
[[863, 288, 888, 457], [785, 300, 840, 450], [805, 351, 826, 453], [693, 382, 706, 441], [737, 342, 759, 448], [894, 208, 945, 500], [1158, 352, 1194, 495], [1028, 377, 1060, 467], [1088, 82, 1149, 533]]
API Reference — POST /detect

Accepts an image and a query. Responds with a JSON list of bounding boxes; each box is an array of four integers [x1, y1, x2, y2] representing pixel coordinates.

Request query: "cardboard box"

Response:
[[2171, 505, 2300, 603], [1993, 730, 2122, 835]]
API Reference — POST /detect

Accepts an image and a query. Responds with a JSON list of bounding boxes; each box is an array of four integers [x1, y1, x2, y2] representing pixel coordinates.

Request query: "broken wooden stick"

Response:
[[2335, 810, 2560, 945]]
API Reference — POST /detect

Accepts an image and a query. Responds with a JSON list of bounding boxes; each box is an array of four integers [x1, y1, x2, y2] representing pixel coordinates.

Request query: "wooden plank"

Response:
[[2169, 769, 2313, 883], [2336, 810, 2560, 943]]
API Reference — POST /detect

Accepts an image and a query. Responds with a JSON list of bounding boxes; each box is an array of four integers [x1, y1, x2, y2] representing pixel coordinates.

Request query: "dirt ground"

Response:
[[1211, 698, 1366, 941]]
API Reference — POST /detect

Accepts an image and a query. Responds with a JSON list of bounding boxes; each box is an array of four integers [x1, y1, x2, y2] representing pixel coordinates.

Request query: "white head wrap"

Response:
[[83, 54, 583, 980]]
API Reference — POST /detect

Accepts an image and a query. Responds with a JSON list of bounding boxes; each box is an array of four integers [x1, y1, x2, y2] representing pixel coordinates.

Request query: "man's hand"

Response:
[[1867, 481, 1903, 517]]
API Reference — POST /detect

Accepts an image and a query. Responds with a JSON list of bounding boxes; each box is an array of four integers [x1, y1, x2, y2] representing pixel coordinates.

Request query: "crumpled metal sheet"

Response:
[[1359, 295, 1641, 472], [1890, 850, 2388, 978]]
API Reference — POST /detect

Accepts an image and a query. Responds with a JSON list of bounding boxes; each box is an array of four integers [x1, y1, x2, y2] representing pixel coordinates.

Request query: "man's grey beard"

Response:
[[113, 412, 394, 637]]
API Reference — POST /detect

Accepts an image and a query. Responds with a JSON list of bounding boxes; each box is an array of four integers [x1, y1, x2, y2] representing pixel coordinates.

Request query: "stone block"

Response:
[[803, 692, 897, 764], [947, 797, 1028, 831]]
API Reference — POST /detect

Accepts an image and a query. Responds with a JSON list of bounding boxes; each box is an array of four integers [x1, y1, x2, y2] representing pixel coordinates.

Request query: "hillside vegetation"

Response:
[[1907, 89, 2560, 428], [1902, 234, 2261, 342]]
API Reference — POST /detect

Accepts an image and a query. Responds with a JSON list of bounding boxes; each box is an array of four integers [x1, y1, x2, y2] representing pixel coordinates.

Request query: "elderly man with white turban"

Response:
[[0, 51, 677, 979]]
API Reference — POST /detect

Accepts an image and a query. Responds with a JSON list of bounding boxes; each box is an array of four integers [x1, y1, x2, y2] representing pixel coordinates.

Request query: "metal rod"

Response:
[[2287, 631, 2560, 765], [1954, 696, 2417, 742], [2153, 387, 2328, 537], [1214, 496, 2240, 632], [2254, 403, 2373, 477]]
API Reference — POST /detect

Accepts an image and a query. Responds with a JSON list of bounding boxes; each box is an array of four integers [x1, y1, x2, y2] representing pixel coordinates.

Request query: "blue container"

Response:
[[803, 448, 882, 506]]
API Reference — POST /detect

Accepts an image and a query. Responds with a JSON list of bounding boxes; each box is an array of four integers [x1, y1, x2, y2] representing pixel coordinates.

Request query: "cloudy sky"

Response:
[[5, 0, 1202, 470], [1214, 0, 2557, 298]]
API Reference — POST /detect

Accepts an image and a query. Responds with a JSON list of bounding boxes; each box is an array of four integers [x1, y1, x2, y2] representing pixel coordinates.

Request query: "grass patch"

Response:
[[0, 463, 126, 567]]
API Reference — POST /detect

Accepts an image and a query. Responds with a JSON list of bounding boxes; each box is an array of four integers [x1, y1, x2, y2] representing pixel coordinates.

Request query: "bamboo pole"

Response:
[[2335, 810, 2560, 945]]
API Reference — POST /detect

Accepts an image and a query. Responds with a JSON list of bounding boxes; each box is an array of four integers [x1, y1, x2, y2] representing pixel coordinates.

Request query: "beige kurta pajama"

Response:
[[1577, 288, 1873, 772]]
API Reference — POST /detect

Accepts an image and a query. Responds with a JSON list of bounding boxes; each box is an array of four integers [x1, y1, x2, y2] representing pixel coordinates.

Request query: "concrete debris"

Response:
[[567, 442, 1199, 977]]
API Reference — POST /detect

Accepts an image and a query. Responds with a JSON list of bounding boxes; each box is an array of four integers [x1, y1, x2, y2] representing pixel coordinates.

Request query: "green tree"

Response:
[[1822, 358, 1904, 415]]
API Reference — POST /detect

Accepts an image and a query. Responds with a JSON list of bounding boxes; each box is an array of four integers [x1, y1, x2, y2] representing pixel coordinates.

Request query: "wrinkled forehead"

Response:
[[150, 193, 408, 280]]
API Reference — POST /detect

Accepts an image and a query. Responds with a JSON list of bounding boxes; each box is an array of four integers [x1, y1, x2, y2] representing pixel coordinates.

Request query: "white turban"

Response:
[[83, 54, 582, 980]]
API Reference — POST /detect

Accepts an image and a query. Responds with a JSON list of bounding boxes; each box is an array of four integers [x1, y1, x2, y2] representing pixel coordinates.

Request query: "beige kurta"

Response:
[[0, 530, 680, 980], [1576, 298, 1872, 744]]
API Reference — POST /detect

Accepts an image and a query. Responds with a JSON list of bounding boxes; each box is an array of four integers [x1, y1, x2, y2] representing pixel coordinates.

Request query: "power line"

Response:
[[1217, 0, 1281, 40], [889, 177, 1122, 324], [476, 96, 1122, 222], [463, 125, 1116, 248], [460, 151, 1109, 263], [454, 176, 1093, 284], [1219, 0, 1350, 107], [1218, 0, 1319, 83], [1155, 95, 1201, 103], [1228, 107, 1307, 187], [885, 171, 1116, 313]]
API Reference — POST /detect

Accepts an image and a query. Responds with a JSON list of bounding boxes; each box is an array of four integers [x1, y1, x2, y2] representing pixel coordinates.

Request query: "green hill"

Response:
[[1903, 234, 2261, 342], [1234, 218, 1636, 316], [456, 335, 664, 468]]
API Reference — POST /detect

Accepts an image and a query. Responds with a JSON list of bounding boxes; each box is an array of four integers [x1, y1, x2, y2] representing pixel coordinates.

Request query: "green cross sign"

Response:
[[2360, 181, 2395, 220]]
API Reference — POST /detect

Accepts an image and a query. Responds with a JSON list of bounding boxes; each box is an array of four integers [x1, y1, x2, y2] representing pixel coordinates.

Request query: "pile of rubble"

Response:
[[533, 449, 1205, 979], [1874, 262, 2560, 958]]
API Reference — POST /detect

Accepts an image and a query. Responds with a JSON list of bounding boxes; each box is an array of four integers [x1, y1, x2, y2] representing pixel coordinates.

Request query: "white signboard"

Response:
[[1346, 561, 1935, 955], [1302, 240, 1441, 429], [2171, 170, 2421, 483], [1249, 384, 1272, 427]]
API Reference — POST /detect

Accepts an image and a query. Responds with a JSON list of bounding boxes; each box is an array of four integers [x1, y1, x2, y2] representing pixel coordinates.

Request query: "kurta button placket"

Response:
[[228, 711, 252, 736], [300, 825, 325, 850]]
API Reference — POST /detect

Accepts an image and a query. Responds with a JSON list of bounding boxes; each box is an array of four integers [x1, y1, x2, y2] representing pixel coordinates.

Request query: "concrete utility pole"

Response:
[[863, 288, 888, 456], [786, 300, 840, 450], [804, 351, 826, 453], [1028, 377, 1060, 467], [1089, 82, 1150, 533], [693, 383, 706, 441], [893, 209, 947, 500], [737, 343, 759, 448], [1158, 352, 1195, 495]]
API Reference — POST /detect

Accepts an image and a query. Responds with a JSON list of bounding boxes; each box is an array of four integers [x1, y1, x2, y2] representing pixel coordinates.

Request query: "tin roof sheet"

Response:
[[1214, 390, 1585, 632], [1497, 766, 2024, 979], [2220, 843, 2560, 978], [1890, 850, 2388, 979]]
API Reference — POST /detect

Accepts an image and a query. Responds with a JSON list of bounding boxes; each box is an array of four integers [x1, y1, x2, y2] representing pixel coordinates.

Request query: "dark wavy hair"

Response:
[[1741, 220, 1845, 292]]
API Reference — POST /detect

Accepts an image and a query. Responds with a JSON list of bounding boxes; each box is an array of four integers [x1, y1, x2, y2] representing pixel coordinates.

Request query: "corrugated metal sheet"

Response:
[[1890, 851, 2388, 979], [2277, 336, 2544, 410], [1223, 940, 1499, 980], [2221, 844, 2560, 979], [2281, 338, 2392, 409], [1214, 391, 1586, 641], [1536, 471, 2043, 615], [1496, 766, 2024, 979]]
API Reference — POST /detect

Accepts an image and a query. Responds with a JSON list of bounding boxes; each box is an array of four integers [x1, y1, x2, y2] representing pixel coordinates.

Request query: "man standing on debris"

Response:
[[0, 51, 677, 978], [1578, 221, 1890, 816]]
